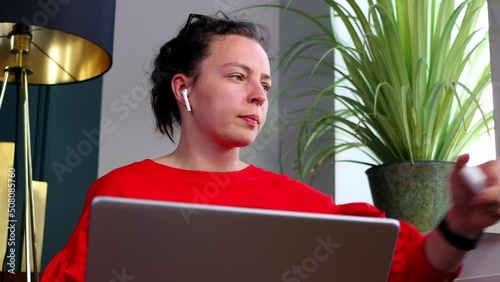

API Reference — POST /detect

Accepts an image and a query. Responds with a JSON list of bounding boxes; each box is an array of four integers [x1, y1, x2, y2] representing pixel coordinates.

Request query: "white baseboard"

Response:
[[486, 221, 500, 234]]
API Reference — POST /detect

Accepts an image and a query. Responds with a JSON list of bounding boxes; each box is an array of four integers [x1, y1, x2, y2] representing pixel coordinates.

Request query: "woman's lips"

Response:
[[239, 115, 260, 127]]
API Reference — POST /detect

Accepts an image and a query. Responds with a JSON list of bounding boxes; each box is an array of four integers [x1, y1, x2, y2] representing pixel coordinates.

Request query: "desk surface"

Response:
[[457, 232, 500, 280]]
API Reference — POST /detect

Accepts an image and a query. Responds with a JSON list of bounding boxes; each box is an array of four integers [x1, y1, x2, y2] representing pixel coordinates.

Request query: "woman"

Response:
[[41, 13, 500, 282]]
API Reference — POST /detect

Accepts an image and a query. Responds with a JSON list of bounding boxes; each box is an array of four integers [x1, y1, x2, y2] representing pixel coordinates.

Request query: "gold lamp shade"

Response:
[[0, 0, 115, 85], [0, 25, 112, 84]]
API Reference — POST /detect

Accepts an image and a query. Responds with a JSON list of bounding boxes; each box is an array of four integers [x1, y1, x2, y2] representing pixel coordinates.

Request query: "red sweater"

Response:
[[41, 159, 460, 281]]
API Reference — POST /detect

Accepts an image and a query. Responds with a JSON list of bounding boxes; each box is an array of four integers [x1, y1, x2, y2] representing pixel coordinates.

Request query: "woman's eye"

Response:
[[230, 74, 243, 80], [262, 84, 271, 92]]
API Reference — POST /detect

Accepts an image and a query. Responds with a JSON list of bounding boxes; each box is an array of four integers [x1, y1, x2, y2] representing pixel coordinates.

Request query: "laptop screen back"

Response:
[[86, 196, 400, 282]]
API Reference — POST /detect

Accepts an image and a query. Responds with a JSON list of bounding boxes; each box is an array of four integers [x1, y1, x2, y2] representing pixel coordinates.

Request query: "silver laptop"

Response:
[[86, 196, 400, 282]]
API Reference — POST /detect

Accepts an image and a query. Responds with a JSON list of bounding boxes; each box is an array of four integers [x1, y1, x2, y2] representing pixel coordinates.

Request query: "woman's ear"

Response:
[[172, 74, 192, 112]]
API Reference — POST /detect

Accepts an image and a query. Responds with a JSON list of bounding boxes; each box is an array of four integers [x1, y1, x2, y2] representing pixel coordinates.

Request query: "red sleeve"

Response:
[[41, 176, 121, 282], [389, 220, 461, 281], [332, 202, 461, 282], [40, 186, 93, 282]]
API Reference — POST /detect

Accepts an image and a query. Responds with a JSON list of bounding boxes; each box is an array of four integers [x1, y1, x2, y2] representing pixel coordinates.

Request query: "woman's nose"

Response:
[[248, 82, 267, 106]]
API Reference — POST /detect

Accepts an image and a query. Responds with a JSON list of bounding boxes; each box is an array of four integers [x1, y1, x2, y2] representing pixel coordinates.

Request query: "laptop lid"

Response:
[[86, 196, 400, 282]]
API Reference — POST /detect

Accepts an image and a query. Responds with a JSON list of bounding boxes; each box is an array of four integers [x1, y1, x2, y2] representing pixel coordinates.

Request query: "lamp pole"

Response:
[[0, 24, 39, 282]]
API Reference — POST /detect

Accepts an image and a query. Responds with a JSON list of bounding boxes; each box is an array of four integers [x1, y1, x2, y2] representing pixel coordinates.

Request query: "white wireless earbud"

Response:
[[181, 89, 191, 112]]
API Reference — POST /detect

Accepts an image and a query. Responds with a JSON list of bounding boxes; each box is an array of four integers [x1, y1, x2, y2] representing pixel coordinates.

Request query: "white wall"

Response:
[[99, 0, 281, 176]]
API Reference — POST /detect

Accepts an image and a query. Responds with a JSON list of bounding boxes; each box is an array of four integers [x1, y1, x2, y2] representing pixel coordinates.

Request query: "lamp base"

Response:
[[0, 272, 36, 282]]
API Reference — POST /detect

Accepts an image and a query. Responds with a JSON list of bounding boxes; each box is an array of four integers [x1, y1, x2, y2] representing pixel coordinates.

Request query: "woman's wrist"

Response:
[[424, 207, 484, 271], [438, 218, 483, 251], [425, 228, 467, 272], [445, 206, 483, 238]]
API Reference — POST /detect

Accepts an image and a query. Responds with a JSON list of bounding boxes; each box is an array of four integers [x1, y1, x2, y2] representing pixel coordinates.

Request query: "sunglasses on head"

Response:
[[182, 12, 229, 39]]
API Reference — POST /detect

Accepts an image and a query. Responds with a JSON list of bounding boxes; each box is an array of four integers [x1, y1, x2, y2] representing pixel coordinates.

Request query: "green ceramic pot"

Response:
[[366, 161, 454, 232]]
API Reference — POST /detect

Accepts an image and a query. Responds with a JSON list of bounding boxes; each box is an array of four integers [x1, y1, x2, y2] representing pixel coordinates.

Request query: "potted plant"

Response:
[[259, 0, 494, 231]]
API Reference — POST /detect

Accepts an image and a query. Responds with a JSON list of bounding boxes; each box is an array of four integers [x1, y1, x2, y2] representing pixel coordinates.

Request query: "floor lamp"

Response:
[[0, 1, 115, 281]]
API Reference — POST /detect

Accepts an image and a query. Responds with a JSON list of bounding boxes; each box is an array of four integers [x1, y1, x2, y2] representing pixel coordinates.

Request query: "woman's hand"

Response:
[[424, 154, 500, 274], [447, 154, 500, 237]]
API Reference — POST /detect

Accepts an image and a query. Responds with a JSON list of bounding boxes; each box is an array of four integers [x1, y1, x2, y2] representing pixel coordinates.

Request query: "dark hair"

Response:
[[150, 13, 271, 141]]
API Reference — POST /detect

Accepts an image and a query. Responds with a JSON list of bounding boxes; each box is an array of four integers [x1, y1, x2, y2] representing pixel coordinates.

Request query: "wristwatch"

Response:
[[437, 218, 483, 251]]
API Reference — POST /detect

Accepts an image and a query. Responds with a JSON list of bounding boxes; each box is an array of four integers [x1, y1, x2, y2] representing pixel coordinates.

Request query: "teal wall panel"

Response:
[[41, 78, 102, 270]]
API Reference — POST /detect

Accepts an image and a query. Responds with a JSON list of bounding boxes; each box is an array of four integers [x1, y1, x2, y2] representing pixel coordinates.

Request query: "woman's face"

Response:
[[187, 35, 271, 149]]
